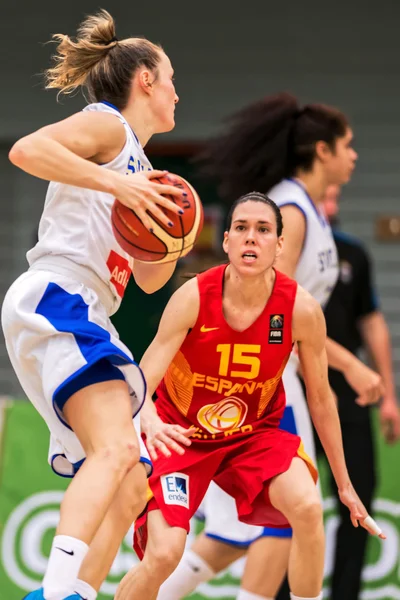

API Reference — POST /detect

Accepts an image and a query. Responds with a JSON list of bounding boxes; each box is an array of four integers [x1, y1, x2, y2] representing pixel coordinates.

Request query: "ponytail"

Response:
[[198, 93, 300, 201], [45, 9, 162, 109], [198, 92, 348, 202]]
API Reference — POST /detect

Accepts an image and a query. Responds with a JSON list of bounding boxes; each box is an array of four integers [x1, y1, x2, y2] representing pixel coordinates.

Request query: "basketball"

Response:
[[111, 173, 204, 263]]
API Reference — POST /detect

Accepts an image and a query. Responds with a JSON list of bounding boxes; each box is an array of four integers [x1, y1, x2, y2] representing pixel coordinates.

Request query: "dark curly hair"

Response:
[[198, 92, 349, 202]]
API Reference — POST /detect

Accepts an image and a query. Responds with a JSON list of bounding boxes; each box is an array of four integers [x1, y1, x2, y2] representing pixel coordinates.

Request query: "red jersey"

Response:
[[156, 265, 297, 442]]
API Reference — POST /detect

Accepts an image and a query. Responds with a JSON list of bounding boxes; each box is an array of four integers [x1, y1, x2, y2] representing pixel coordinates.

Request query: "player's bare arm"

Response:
[[293, 286, 385, 539], [133, 260, 177, 295], [140, 277, 200, 459], [10, 112, 127, 187], [9, 112, 184, 227], [293, 287, 348, 485], [325, 336, 384, 407]]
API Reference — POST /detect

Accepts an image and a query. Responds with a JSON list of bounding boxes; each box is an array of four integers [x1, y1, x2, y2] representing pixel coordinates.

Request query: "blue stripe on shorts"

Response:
[[50, 453, 153, 479], [35, 282, 143, 428], [53, 358, 126, 413], [205, 532, 262, 548]]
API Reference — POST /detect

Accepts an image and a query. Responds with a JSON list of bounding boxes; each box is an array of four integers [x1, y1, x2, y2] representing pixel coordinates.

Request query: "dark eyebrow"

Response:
[[233, 219, 272, 224]]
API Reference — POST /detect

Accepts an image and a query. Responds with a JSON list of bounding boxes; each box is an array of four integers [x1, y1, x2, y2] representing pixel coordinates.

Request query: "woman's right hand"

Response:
[[113, 170, 187, 231], [339, 482, 386, 539], [143, 414, 194, 461]]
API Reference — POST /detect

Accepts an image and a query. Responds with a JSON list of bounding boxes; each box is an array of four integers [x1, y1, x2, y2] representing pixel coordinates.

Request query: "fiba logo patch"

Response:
[[197, 397, 248, 434], [270, 314, 284, 328], [161, 473, 189, 508], [269, 314, 284, 344]]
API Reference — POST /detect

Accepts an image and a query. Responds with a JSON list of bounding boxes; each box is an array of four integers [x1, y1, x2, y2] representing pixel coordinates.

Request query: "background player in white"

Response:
[[155, 93, 384, 600], [1, 10, 189, 600]]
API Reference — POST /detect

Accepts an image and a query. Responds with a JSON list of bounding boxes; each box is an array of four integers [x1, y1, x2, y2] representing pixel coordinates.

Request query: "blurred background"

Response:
[[0, 1, 400, 598]]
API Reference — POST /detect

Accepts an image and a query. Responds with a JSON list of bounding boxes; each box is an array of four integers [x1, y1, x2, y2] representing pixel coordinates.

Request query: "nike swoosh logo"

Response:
[[56, 547, 74, 556], [200, 325, 219, 332]]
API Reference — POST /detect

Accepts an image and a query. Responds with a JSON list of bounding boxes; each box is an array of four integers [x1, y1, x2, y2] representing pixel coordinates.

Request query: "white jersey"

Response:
[[27, 101, 152, 315], [268, 178, 338, 309]]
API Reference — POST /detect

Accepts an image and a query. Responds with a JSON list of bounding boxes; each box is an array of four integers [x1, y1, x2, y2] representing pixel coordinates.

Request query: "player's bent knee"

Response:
[[289, 496, 323, 530], [148, 538, 185, 578], [118, 441, 141, 472], [96, 440, 140, 474]]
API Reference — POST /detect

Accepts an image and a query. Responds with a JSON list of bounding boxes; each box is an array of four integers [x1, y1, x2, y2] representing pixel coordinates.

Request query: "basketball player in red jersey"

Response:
[[116, 192, 384, 600]]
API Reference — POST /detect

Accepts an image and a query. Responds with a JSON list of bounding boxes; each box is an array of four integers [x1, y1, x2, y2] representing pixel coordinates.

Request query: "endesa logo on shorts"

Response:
[[107, 250, 132, 298], [161, 472, 189, 508]]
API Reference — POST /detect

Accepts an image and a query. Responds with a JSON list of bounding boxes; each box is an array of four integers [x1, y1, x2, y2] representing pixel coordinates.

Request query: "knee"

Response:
[[96, 440, 140, 475], [289, 496, 323, 531], [146, 538, 184, 580]]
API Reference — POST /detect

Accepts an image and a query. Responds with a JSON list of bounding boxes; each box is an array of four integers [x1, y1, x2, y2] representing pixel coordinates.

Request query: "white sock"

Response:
[[43, 535, 89, 600], [157, 549, 216, 600], [290, 593, 323, 600], [73, 579, 97, 600], [237, 589, 274, 600]]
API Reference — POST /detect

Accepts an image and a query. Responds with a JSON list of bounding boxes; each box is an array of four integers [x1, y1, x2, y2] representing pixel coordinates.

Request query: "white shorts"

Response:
[[1, 268, 151, 477], [201, 358, 318, 545]]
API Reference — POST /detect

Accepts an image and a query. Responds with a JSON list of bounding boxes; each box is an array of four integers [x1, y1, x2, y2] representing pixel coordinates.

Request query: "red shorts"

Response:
[[134, 428, 317, 559]]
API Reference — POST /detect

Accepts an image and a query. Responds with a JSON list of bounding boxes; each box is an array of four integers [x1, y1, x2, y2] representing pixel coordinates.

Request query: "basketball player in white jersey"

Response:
[[1, 10, 193, 600], [155, 94, 385, 600]]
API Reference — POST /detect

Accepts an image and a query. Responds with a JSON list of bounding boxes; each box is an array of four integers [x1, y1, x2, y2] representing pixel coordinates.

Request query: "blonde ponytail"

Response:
[[43, 9, 162, 109], [45, 9, 118, 95]]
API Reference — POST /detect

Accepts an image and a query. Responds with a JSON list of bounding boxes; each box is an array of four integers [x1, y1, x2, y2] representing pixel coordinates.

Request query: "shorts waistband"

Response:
[[29, 256, 117, 315]]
